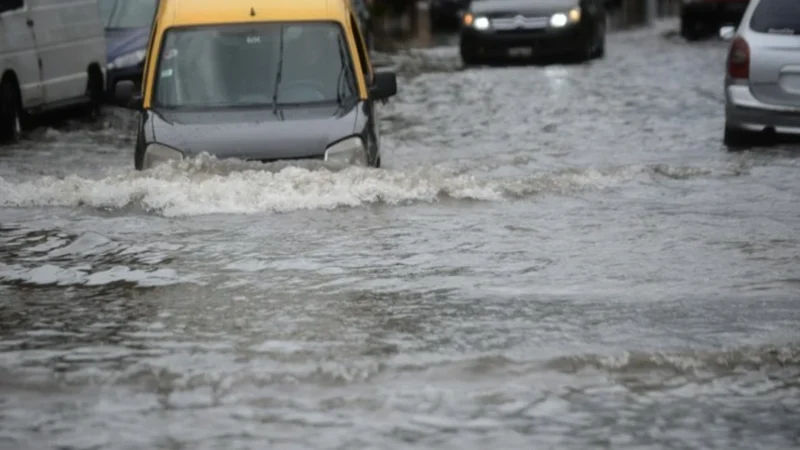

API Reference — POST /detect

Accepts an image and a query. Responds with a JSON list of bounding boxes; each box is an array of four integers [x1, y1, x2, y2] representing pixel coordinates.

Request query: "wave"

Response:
[[0, 155, 715, 217]]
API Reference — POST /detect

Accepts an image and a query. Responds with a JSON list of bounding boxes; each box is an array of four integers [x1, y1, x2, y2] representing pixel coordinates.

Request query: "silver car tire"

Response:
[[723, 124, 763, 151]]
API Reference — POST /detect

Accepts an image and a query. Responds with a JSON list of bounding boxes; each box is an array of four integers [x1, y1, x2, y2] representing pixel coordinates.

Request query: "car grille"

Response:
[[490, 15, 550, 31]]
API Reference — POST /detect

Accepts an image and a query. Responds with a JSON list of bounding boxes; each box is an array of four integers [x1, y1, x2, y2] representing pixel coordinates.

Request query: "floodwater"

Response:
[[1, 21, 799, 450]]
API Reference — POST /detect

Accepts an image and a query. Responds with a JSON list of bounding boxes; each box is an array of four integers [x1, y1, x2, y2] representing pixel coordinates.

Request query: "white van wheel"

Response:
[[82, 67, 104, 119], [0, 79, 22, 143]]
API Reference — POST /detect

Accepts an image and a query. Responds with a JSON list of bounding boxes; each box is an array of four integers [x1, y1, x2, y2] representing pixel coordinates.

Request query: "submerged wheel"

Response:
[[0, 78, 23, 143], [81, 66, 105, 120], [460, 46, 481, 67], [569, 41, 593, 64], [723, 124, 763, 151]]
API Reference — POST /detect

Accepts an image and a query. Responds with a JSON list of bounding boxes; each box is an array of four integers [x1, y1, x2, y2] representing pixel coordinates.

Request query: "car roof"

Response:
[[161, 0, 352, 27]]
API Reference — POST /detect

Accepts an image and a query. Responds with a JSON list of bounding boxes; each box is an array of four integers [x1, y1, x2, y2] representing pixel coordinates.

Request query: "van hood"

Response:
[[148, 104, 360, 161]]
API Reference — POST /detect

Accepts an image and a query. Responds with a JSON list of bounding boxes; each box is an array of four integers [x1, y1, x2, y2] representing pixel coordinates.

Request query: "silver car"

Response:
[[721, 0, 800, 150]]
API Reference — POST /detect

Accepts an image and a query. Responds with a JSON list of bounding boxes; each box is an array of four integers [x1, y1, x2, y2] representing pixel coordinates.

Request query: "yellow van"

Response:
[[113, 0, 398, 170]]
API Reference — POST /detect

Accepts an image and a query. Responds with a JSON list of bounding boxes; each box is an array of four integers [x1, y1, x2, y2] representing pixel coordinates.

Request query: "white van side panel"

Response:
[[0, 4, 44, 108], [28, 0, 106, 104]]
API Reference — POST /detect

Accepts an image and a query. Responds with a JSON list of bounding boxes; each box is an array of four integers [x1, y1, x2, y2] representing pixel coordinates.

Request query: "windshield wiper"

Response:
[[273, 24, 285, 115], [335, 36, 351, 107]]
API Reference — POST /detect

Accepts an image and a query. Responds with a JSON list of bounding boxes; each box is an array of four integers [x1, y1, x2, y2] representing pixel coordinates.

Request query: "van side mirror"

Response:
[[369, 71, 397, 100], [113, 80, 143, 110], [719, 26, 735, 41]]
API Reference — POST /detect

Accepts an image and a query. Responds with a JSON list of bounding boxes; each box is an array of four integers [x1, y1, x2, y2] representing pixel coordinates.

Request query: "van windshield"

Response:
[[152, 22, 358, 109], [100, 0, 158, 29], [749, 0, 800, 34]]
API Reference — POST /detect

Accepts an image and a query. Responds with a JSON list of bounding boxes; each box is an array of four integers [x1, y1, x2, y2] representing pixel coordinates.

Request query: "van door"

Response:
[[28, 0, 105, 103], [0, 0, 44, 107]]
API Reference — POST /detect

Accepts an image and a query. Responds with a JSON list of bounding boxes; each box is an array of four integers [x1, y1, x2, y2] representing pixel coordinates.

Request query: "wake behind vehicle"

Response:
[[721, 0, 800, 149], [681, 0, 750, 41], [459, 0, 609, 66], [99, 0, 160, 98], [112, 0, 398, 170]]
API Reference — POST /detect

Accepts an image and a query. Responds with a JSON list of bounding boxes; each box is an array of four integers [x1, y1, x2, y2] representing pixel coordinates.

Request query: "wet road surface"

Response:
[[1, 20, 799, 449]]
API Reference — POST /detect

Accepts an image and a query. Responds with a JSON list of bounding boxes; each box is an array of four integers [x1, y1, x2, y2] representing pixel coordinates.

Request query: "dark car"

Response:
[[112, 8, 398, 171], [430, 0, 472, 30], [459, 0, 609, 66], [99, 0, 159, 97], [680, 0, 750, 41]]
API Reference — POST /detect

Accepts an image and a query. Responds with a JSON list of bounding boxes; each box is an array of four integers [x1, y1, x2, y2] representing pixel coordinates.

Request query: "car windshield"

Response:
[[100, 0, 158, 29], [153, 22, 358, 109], [749, 0, 800, 34]]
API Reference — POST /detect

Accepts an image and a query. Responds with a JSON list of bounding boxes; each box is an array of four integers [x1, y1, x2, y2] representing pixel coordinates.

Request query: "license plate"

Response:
[[507, 47, 533, 57]]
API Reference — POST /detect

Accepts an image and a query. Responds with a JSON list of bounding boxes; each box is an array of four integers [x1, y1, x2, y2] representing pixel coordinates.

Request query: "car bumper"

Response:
[[106, 66, 143, 97], [725, 84, 800, 135], [460, 24, 589, 58], [681, 0, 749, 23]]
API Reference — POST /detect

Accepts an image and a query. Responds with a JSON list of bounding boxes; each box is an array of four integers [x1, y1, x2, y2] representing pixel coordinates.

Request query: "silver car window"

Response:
[[750, 0, 800, 34]]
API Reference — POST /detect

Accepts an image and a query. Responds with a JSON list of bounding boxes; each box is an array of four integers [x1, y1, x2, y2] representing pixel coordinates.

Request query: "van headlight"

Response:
[[143, 143, 183, 169], [324, 137, 367, 166]]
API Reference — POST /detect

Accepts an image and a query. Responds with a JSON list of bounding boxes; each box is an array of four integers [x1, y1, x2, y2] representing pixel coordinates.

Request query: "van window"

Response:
[[153, 21, 358, 109], [750, 0, 800, 34], [0, 0, 24, 14], [100, 0, 159, 29], [349, 14, 372, 81]]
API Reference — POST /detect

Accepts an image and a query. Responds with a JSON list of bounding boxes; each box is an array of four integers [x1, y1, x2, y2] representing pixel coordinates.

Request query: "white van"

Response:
[[0, 0, 107, 143]]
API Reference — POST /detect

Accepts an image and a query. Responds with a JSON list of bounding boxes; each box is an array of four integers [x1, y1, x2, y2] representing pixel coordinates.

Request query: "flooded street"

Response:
[[1, 21, 799, 449]]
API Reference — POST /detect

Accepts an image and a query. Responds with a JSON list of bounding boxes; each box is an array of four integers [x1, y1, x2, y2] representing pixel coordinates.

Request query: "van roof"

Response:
[[162, 0, 352, 27]]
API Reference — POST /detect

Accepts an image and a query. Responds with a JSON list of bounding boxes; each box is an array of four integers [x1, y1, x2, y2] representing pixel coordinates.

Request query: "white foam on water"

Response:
[[0, 154, 705, 217]]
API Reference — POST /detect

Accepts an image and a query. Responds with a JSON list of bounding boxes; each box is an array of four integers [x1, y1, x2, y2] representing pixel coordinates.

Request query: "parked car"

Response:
[[99, 0, 160, 99], [0, 0, 107, 143], [681, 0, 750, 41], [459, 0, 609, 66], [722, 0, 800, 149], [430, 0, 472, 30], [112, 0, 398, 170]]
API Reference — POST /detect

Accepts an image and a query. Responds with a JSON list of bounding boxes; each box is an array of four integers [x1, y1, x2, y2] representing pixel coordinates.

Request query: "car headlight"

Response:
[[108, 49, 146, 70], [550, 7, 580, 27], [473, 16, 490, 30], [143, 143, 183, 169], [463, 13, 490, 30], [324, 137, 367, 166]]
